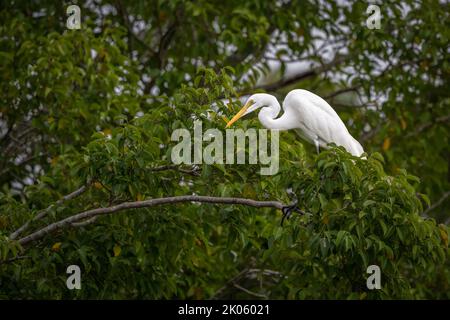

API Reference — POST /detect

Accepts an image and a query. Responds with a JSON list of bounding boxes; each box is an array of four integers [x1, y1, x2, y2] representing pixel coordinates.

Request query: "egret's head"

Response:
[[226, 94, 263, 128]]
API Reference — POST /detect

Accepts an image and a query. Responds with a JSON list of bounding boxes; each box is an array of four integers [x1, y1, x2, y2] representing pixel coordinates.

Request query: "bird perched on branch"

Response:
[[226, 89, 364, 157]]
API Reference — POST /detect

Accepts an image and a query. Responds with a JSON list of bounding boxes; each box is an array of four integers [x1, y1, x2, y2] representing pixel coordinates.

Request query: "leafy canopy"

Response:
[[0, 0, 448, 299]]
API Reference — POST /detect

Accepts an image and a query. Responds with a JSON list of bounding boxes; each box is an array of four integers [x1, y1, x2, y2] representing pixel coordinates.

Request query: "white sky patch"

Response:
[[90, 49, 98, 59], [32, 8, 47, 18]]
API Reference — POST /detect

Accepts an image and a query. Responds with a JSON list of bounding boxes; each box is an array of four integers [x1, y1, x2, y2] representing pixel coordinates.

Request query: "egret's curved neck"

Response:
[[257, 95, 291, 130]]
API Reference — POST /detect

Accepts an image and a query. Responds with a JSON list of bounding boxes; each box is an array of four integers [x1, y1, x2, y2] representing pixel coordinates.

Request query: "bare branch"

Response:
[[17, 195, 286, 246], [70, 217, 97, 228], [0, 255, 31, 266], [211, 267, 282, 299], [406, 115, 450, 138], [233, 283, 268, 299], [254, 55, 349, 92], [422, 190, 450, 216], [150, 164, 201, 176], [324, 85, 361, 100], [11, 163, 203, 241], [247, 268, 284, 279], [9, 185, 88, 240], [211, 268, 250, 299]]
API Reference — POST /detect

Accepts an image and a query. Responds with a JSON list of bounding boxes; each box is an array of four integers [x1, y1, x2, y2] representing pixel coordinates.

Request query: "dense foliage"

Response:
[[0, 0, 448, 299]]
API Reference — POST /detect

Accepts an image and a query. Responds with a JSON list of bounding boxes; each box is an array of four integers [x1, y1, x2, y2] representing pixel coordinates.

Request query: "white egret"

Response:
[[226, 89, 364, 157]]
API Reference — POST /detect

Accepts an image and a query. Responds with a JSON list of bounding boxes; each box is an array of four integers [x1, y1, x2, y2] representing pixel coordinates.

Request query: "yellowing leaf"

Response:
[[94, 182, 103, 189], [221, 115, 229, 123], [439, 225, 448, 247], [382, 138, 391, 151], [103, 128, 112, 136], [243, 184, 256, 198], [0, 216, 8, 228], [136, 193, 143, 201], [400, 118, 407, 130], [113, 245, 121, 257], [195, 238, 203, 247], [52, 242, 62, 252], [420, 61, 429, 69]]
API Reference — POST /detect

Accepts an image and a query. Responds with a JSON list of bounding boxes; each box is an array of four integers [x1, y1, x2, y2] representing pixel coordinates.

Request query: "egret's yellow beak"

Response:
[[226, 100, 254, 128]]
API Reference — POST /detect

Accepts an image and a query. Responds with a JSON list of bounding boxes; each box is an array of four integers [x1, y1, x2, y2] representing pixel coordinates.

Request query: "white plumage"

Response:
[[226, 89, 364, 157]]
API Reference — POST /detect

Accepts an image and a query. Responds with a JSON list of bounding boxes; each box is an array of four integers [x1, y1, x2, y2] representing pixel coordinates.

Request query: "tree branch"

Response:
[[211, 268, 250, 299], [254, 55, 349, 92], [115, 0, 134, 57], [406, 115, 450, 138], [232, 283, 268, 299], [70, 216, 97, 228], [324, 85, 361, 100], [9, 185, 88, 240], [16, 195, 286, 246], [211, 266, 283, 299], [11, 163, 202, 241], [150, 164, 201, 176], [422, 190, 450, 216], [0, 255, 31, 266]]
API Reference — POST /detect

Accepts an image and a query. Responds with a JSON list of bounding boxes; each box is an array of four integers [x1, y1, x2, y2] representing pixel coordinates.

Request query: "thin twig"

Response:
[[9, 185, 88, 240], [406, 115, 450, 138], [0, 255, 31, 266], [232, 283, 268, 299], [422, 191, 450, 216], [211, 268, 250, 299], [248, 268, 283, 278], [150, 164, 201, 176]]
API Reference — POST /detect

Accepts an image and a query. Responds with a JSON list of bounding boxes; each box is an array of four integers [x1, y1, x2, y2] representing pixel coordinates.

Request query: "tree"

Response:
[[0, 0, 448, 299]]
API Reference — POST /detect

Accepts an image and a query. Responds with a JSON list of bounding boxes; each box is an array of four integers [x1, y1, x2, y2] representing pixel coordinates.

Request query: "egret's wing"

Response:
[[296, 105, 364, 156], [283, 89, 365, 157], [290, 89, 342, 121], [350, 136, 364, 156], [293, 128, 313, 144]]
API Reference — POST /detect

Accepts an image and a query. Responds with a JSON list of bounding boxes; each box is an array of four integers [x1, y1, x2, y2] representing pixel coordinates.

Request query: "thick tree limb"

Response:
[[11, 164, 200, 240], [9, 185, 88, 240], [70, 217, 97, 228], [16, 195, 286, 246], [255, 55, 349, 92]]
